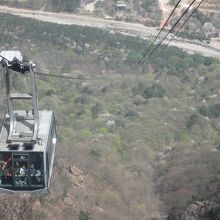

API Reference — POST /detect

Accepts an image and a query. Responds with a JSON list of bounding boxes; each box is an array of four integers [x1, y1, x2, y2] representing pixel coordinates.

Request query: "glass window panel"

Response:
[[29, 153, 44, 187], [0, 153, 12, 186]]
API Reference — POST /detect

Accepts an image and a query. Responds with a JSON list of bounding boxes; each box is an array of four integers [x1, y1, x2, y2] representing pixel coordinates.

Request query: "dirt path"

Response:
[[199, 8, 220, 14], [1, 6, 220, 59], [158, 0, 172, 26], [86, 2, 95, 12]]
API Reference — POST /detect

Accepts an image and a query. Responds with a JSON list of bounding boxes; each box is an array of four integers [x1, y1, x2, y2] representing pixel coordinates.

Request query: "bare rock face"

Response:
[[32, 199, 41, 210], [63, 197, 76, 207], [68, 166, 85, 189], [69, 165, 84, 176], [182, 201, 220, 220], [168, 201, 220, 220]]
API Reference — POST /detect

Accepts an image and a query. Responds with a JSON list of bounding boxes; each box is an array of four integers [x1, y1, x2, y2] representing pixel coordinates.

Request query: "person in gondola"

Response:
[[19, 165, 27, 185], [1, 163, 11, 184], [30, 163, 41, 183], [35, 169, 42, 183], [30, 163, 36, 176], [20, 165, 27, 176], [14, 162, 21, 184], [14, 162, 20, 176]]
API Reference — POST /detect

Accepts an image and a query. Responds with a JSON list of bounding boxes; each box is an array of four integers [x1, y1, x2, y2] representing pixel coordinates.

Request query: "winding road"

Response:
[[0, 5, 220, 59]]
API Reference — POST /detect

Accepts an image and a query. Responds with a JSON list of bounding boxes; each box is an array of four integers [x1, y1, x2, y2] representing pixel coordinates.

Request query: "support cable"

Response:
[[162, 0, 205, 51], [139, 0, 183, 64], [140, 0, 197, 66], [36, 71, 103, 80]]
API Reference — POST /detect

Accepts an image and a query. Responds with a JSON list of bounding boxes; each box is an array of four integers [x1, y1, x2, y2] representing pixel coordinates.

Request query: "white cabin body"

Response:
[[0, 110, 56, 193]]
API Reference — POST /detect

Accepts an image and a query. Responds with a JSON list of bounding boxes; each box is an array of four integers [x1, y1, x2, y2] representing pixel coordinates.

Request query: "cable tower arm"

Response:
[[0, 51, 39, 144]]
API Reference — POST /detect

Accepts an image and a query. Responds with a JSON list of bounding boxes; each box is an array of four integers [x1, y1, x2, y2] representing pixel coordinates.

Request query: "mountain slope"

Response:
[[0, 12, 220, 220], [0, 6, 220, 58]]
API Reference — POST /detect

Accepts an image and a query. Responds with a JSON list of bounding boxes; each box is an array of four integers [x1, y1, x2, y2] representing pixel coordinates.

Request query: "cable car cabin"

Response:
[[0, 111, 56, 193], [0, 51, 57, 193]]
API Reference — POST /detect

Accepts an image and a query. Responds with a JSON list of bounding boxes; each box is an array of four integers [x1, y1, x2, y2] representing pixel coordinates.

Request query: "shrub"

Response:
[[186, 113, 200, 129], [79, 211, 90, 220], [199, 104, 220, 118], [142, 85, 165, 99]]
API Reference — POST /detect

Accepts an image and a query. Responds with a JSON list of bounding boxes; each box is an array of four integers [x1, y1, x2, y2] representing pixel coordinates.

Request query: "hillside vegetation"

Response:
[[169, 0, 220, 30], [0, 0, 162, 25], [0, 13, 220, 220], [0, 0, 80, 11]]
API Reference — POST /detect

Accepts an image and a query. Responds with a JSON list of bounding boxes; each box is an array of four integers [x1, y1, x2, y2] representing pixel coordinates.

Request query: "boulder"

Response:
[[183, 201, 220, 220], [69, 166, 85, 189], [69, 166, 84, 176]]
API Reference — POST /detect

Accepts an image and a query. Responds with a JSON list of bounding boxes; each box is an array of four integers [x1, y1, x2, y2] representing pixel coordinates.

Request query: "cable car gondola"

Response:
[[0, 51, 57, 193]]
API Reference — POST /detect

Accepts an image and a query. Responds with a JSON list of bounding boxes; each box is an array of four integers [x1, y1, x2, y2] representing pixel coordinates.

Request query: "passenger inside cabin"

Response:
[[30, 163, 42, 183], [14, 162, 20, 176], [19, 164, 28, 185], [1, 163, 12, 184], [30, 163, 36, 176], [0, 155, 12, 185], [35, 169, 42, 183], [20, 165, 27, 177]]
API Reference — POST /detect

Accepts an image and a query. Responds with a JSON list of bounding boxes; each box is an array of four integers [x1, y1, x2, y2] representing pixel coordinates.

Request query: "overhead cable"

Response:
[[0, 55, 11, 63], [36, 71, 103, 80], [139, 0, 183, 64], [163, 0, 205, 51], [0, 54, 103, 81], [140, 0, 197, 66], [24, 73, 66, 86]]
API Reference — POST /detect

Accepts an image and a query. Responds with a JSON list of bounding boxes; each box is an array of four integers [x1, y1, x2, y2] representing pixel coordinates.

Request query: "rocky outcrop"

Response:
[[168, 201, 220, 220], [69, 165, 85, 189]]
